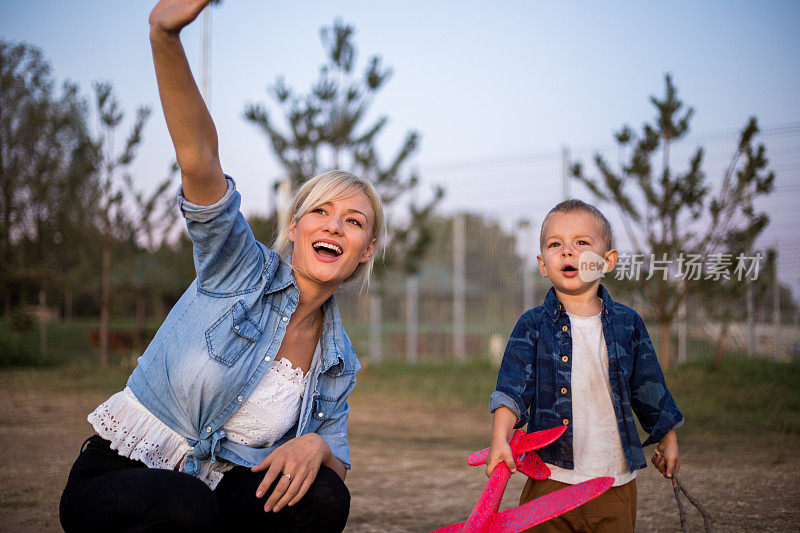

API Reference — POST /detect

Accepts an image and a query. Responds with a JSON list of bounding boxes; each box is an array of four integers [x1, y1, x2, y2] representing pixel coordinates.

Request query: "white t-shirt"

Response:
[[547, 311, 636, 487]]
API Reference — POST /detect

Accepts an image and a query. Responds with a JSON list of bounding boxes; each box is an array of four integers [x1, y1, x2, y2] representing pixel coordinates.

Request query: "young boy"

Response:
[[487, 200, 683, 532]]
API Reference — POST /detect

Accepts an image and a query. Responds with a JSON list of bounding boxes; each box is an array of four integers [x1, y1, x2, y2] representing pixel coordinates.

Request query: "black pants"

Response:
[[59, 435, 350, 532]]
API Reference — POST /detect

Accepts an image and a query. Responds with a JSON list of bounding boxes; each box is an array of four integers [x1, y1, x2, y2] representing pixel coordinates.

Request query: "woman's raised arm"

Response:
[[149, 0, 226, 206]]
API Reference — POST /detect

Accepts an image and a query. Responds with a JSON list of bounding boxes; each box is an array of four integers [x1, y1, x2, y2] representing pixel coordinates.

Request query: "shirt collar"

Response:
[[544, 284, 614, 323], [265, 255, 346, 373]]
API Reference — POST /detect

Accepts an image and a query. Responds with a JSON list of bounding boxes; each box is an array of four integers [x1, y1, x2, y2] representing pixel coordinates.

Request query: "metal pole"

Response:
[[406, 275, 418, 363], [369, 287, 382, 361], [453, 214, 466, 361], [561, 146, 571, 201], [773, 247, 781, 357], [678, 279, 687, 366], [201, 6, 211, 106]]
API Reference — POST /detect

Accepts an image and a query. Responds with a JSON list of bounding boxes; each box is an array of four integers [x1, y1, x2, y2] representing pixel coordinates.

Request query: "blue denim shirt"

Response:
[[127, 177, 360, 478], [489, 285, 683, 472]]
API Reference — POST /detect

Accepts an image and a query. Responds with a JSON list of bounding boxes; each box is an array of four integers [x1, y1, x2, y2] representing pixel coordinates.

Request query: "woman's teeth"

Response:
[[313, 242, 342, 256]]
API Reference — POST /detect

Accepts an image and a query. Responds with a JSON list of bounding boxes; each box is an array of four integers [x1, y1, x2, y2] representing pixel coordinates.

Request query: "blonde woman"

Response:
[[59, 1, 383, 531]]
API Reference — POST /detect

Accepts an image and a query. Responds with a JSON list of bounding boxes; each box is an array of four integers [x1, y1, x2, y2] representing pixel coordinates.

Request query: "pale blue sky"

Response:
[[3, 1, 800, 295]]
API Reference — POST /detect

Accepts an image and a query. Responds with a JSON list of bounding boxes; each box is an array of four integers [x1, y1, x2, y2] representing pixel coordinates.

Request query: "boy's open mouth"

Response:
[[312, 240, 343, 258], [562, 265, 577, 272]]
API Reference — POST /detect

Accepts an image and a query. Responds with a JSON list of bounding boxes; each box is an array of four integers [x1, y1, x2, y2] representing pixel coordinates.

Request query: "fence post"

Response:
[[677, 279, 687, 366], [370, 283, 382, 361], [773, 247, 781, 357], [406, 275, 418, 363], [453, 213, 466, 361], [561, 146, 571, 201]]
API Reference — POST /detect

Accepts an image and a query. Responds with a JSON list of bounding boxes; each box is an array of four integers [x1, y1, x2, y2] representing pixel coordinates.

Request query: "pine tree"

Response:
[[571, 74, 774, 368], [244, 19, 443, 274]]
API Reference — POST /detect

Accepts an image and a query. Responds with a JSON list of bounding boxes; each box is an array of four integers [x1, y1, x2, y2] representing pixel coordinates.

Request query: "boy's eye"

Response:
[[577, 240, 589, 246], [548, 242, 560, 248]]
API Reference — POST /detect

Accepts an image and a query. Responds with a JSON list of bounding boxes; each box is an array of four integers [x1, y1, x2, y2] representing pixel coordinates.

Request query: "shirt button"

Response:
[[282, 316, 289, 322], [206, 426, 212, 433], [237, 395, 243, 402], [264, 356, 271, 362], [561, 355, 569, 363], [560, 387, 567, 395], [561, 325, 568, 332], [562, 419, 569, 426], [318, 412, 324, 418], [234, 325, 239, 331]]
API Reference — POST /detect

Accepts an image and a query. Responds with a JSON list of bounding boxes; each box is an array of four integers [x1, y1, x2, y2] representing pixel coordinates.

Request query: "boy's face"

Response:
[[537, 210, 617, 296]]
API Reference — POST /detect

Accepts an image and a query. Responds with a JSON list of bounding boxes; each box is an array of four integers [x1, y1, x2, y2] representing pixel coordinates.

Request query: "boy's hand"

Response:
[[485, 436, 516, 478], [651, 430, 679, 479]]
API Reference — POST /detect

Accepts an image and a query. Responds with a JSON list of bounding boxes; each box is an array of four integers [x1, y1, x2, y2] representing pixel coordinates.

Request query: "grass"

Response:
[[2, 315, 797, 442], [355, 356, 800, 441]]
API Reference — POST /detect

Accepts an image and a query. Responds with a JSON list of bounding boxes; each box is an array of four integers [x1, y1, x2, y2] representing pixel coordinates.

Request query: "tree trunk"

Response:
[[711, 321, 730, 371], [99, 233, 111, 369], [660, 320, 672, 371]]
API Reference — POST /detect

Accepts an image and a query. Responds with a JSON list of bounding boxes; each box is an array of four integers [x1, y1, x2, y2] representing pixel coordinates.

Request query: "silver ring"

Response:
[[284, 473, 292, 479]]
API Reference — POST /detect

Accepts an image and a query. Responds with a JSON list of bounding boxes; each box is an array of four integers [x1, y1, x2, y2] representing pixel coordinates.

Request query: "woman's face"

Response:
[[288, 189, 376, 288]]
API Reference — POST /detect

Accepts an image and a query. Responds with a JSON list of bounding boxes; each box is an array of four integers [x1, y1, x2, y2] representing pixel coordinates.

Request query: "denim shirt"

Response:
[[489, 285, 683, 472], [127, 177, 360, 478]]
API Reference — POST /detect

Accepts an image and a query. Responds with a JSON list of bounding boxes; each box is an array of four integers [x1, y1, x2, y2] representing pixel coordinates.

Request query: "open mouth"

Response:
[[562, 265, 577, 272], [312, 240, 343, 258]]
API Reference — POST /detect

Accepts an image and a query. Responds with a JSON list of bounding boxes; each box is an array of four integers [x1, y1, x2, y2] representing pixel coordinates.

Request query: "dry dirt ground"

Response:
[[1, 376, 798, 532]]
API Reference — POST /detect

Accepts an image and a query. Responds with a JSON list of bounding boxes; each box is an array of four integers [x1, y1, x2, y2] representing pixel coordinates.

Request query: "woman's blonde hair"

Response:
[[273, 170, 385, 287]]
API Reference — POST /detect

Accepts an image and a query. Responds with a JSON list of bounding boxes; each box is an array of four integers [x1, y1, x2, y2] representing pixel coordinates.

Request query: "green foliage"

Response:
[[571, 74, 776, 367], [0, 40, 95, 311], [244, 19, 444, 274], [0, 328, 39, 367]]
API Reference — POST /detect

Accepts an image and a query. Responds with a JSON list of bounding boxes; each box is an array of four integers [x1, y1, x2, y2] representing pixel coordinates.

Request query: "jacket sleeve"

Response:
[[629, 312, 684, 446], [489, 310, 537, 428], [177, 176, 270, 296]]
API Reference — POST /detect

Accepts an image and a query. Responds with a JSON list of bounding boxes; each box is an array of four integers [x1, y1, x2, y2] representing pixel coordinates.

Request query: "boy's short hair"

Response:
[[540, 199, 613, 251]]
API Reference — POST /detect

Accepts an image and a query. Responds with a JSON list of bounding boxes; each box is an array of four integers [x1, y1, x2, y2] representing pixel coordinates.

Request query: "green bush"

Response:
[[0, 328, 41, 367]]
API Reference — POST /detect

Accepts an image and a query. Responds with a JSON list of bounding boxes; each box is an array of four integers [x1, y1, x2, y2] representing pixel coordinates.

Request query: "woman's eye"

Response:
[[312, 208, 326, 215], [347, 219, 363, 228]]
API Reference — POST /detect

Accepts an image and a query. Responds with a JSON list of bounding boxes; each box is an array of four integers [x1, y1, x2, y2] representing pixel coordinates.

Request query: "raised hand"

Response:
[[149, 0, 211, 35]]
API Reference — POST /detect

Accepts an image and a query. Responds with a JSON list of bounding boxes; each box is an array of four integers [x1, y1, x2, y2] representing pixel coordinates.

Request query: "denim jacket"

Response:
[[127, 177, 360, 478], [489, 285, 683, 472]]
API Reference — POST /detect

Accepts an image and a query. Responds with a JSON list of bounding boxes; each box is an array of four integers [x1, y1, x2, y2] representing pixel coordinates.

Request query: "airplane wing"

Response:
[[516, 450, 550, 480], [485, 476, 615, 533], [467, 426, 567, 466]]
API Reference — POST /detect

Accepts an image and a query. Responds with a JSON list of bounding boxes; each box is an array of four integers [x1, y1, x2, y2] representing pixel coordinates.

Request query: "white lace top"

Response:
[[88, 357, 310, 489]]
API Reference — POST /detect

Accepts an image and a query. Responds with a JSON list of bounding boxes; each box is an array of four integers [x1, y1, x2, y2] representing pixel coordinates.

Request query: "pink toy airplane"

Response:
[[431, 426, 614, 533]]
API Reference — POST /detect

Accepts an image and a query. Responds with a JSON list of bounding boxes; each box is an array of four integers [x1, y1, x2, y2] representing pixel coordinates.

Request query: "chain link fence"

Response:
[[335, 123, 800, 366]]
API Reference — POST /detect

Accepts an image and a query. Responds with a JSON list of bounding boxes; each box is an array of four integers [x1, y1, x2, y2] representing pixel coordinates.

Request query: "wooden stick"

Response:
[[672, 478, 689, 532], [673, 475, 713, 532]]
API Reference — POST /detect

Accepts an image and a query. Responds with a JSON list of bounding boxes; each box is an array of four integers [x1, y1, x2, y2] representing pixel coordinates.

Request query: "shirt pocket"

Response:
[[205, 300, 263, 366], [308, 396, 337, 430]]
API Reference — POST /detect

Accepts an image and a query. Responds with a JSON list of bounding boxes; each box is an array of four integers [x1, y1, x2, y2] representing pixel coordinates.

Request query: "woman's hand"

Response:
[[149, 0, 211, 36], [651, 430, 680, 479], [252, 433, 331, 513]]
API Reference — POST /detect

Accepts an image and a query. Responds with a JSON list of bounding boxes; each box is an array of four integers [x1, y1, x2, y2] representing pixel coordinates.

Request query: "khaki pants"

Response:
[[519, 478, 637, 533]]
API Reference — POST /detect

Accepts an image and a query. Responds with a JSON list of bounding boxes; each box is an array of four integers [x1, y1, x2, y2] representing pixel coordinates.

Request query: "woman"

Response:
[[58, 1, 383, 530]]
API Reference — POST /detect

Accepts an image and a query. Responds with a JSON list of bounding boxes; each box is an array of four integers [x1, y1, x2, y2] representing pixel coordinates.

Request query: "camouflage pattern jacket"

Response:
[[489, 285, 683, 472]]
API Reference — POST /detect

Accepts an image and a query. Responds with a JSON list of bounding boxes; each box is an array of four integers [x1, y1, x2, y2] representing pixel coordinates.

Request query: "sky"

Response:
[[2, 0, 800, 297]]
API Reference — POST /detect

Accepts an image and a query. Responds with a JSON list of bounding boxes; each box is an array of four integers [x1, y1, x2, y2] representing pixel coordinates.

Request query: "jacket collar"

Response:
[[543, 284, 614, 323], [265, 256, 346, 373]]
